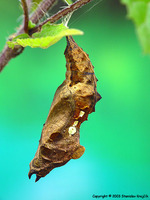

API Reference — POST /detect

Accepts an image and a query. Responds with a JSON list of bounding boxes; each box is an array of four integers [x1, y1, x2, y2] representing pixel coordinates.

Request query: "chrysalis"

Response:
[[28, 36, 101, 182]]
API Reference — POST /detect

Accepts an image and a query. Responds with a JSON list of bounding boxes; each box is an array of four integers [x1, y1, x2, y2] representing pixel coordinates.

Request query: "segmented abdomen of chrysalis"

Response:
[[28, 36, 101, 182]]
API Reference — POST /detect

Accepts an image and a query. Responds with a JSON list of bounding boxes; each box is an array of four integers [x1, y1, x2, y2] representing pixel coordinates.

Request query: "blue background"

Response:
[[0, 0, 150, 199]]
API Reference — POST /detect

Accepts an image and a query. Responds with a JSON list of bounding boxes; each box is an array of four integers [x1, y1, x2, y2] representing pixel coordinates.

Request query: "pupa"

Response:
[[28, 36, 101, 182]]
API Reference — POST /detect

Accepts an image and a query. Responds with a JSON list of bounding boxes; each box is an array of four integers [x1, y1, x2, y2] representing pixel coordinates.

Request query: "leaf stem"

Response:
[[21, 0, 29, 34]]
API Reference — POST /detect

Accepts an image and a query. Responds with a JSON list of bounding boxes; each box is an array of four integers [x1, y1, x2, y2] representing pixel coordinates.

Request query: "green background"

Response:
[[0, 0, 150, 199]]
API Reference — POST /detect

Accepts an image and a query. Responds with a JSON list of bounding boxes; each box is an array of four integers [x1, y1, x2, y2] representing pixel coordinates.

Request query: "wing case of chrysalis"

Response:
[[28, 36, 101, 182]]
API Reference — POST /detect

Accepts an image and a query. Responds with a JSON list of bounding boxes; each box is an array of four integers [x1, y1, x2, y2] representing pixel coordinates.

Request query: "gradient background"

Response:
[[0, 0, 150, 200]]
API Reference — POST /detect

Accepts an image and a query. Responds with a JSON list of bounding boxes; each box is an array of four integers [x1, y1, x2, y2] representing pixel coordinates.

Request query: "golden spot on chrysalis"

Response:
[[73, 121, 78, 126], [68, 126, 76, 135], [79, 111, 85, 117]]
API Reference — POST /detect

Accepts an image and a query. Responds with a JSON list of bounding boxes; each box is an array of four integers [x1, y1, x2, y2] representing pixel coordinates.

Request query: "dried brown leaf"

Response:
[[28, 36, 101, 182]]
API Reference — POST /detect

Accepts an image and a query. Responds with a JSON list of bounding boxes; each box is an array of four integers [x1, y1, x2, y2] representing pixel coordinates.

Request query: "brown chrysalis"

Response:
[[28, 36, 101, 182]]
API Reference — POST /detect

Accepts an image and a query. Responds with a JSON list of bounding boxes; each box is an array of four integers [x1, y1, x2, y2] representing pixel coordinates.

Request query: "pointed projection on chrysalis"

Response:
[[28, 36, 101, 182]]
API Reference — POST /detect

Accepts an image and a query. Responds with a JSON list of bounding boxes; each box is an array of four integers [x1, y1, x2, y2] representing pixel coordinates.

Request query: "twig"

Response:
[[0, 0, 94, 72], [0, 0, 56, 72], [21, 0, 29, 33], [29, 0, 94, 35]]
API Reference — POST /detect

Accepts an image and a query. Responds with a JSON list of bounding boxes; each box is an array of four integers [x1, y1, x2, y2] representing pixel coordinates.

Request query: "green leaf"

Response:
[[7, 23, 83, 49], [121, 0, 150, 53], [63, 0, 73, 5]]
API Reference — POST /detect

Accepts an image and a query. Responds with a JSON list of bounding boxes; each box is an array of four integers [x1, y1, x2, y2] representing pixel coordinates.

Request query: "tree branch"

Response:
[[0, 0, 94, 72], [29, 0, 94, 35], [0, 0, 56, 72], [21, 0, 29, 33]]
